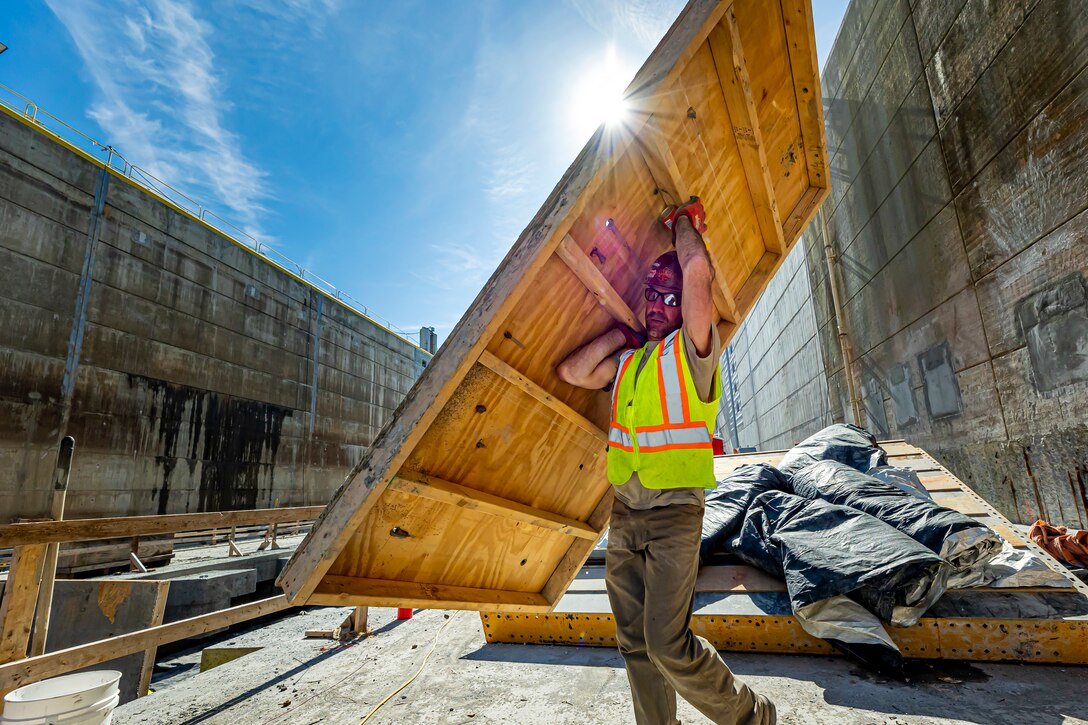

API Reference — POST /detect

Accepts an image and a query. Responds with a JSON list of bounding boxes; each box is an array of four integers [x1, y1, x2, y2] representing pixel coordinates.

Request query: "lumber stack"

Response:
[[278, 0, 831, 611]]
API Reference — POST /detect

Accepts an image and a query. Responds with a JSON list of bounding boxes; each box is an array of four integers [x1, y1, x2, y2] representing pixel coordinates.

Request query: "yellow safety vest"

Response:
[[607, 329, 721, 489]]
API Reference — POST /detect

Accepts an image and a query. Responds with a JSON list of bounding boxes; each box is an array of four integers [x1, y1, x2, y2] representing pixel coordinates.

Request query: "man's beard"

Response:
[[646, 313, 679, 340]]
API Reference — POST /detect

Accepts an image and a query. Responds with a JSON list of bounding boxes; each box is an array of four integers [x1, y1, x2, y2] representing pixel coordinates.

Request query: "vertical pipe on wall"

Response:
[[819, 204, 865, 427], [58, 167, 110, 439]]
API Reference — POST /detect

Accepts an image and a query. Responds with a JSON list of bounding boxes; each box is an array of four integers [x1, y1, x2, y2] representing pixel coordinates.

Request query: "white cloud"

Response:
[[45, 0, 270, 233], [566, 0, 685, 51]]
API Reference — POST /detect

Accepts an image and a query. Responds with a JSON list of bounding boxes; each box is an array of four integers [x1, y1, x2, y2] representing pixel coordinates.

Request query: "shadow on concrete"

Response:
[[463, 644, 1088, 724], [177, 644, 352, 725], [175, 616, 411, 725]]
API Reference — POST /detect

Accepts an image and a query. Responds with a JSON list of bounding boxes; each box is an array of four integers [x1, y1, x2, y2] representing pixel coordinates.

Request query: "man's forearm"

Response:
[[675, 216, 712, 271], [675, 217, 715, 356], [557, 328, 625, 389]]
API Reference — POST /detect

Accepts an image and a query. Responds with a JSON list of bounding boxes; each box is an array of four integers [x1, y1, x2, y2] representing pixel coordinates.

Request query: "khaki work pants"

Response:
[[606, 499, 764, 725]]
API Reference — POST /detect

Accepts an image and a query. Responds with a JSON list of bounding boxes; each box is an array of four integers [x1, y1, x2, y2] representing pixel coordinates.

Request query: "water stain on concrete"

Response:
[[130, 375, 291, 514]]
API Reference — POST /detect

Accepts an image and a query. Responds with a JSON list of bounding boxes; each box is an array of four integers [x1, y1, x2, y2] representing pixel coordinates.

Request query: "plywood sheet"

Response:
[[278, 0, 830, 611]]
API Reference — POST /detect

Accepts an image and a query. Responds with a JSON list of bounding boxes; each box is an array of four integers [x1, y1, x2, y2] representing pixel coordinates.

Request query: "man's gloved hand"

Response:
[[659, 196, 708, 238], [615, 323, 647, 350]]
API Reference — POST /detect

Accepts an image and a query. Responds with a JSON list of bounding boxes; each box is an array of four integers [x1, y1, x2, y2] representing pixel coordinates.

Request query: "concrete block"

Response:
[[955, 62, 1088, 279], [45, 579, 169, 704], [821, 0, 879, 101], [163, 569, 256, 622]]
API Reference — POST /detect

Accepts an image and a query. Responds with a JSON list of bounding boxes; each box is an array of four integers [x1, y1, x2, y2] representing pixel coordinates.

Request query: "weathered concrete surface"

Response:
[[0, 108, 429, 520], [725, 0, 1088, 528], [45, 579, 167, 704], [162, 570, 257, 623], [720, 243, 831, 451], [114, 607, 1088, 724]]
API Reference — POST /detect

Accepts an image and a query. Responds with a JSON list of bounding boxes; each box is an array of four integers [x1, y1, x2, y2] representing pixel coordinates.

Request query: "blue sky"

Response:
[[2, 0, 848, 344]]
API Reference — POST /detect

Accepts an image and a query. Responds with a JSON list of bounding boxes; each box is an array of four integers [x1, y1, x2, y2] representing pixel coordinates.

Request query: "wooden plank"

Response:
[[137, 580, 170, 698], [555, 234, 643, 332], [477, 350, 607, 444], [933, 493, 990, 517], [780, 0, 830, 191], [707, 13, 786, 255], [561, 564, 790, 594], [781, 184, 824, 248], [733, 250, 783, 317], [482, 611, 1088, 665], [0, 596, 290, 700], [309, 576, 551, 613], [389, 471, 599, 541], [0, 507, 324, 547], [0, 546, 45, 663]]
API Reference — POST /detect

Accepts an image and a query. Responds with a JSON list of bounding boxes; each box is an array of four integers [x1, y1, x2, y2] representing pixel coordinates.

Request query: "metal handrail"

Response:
[[0, 81, 426, 350]]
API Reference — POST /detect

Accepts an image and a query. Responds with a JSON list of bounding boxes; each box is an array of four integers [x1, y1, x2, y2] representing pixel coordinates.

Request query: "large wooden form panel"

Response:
[[278, 0, 831, 611]]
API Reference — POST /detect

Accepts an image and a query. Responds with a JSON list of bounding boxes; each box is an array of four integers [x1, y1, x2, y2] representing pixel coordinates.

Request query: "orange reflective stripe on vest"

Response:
[[606, 330, 720, 489]]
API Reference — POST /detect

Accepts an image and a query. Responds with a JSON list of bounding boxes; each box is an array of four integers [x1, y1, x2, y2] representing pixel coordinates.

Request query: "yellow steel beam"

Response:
[[479, 613, 1088, 665]]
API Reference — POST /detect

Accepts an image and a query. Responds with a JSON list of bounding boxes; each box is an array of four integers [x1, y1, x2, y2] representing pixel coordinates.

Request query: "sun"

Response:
[[569, 46, 631, 137]]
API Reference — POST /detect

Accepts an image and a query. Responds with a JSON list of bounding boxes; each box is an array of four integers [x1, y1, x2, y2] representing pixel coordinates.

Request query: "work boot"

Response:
[[753, 693, 777, 725]]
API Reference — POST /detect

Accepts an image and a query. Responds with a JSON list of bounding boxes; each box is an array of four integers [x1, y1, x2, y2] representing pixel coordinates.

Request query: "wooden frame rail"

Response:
[[0, 507, 324, 547], [0, 507, 321, 672], [389, 471, 599, 540], [0, 596, 292, 700]]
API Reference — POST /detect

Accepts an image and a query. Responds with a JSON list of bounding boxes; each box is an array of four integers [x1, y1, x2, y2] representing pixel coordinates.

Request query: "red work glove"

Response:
[[615, 323, 646, 350], [659, 196, 708, 237]]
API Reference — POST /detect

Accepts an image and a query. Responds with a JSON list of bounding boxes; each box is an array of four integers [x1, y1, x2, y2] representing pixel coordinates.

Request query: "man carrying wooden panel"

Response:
[[557, 205, 775, 725]]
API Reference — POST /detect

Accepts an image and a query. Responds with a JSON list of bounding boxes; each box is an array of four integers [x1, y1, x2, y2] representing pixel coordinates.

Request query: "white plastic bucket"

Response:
[[2, 670, 121, 725]]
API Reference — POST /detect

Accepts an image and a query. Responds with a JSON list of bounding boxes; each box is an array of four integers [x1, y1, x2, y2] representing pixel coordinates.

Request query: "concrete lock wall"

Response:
[[0, 109, 430, 519], [723, 0, 1088, 528], [718, 243, 832, 452]]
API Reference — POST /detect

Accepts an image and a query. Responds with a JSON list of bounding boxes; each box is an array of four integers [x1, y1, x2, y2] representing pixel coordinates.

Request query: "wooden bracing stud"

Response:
[[305, 606, 370, 641], [555, 234, 644, 334], [632, 126, 741, 346], [706, 9, 786, 257], [0, 546, 46, 663]]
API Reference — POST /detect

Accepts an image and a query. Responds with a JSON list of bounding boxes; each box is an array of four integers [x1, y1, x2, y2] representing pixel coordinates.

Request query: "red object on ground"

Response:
[[712, 437, 725, 456], [1028, 520, 1088, 567], [397, 607, 413, 620]]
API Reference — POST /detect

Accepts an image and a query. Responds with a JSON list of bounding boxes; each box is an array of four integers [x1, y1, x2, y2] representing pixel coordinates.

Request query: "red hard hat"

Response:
[[646, 251, 683, 292]]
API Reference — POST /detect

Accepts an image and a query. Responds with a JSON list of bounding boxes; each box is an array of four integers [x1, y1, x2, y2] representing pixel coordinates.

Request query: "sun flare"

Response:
[[569, 46, 632, 137]]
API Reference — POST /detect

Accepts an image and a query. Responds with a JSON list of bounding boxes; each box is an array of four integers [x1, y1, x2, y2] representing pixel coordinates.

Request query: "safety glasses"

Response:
[[644, 287, 681, 307]]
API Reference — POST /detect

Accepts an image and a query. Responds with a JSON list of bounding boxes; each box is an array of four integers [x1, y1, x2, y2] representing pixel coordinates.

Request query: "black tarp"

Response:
[[790, 460, 1002, 583], [726, 489, 946, 625], [699, 463, 788, 564], [699, 457, 951, 675], [777, 423, 887, 478]]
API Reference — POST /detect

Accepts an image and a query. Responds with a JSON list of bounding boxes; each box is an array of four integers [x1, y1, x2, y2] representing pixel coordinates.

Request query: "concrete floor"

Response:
[[114, 605, 1088, 725]]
